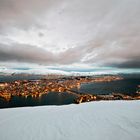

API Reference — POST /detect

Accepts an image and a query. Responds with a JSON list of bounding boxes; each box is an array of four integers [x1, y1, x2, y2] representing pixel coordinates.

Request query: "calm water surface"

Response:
[[73, 78, 140, 95]]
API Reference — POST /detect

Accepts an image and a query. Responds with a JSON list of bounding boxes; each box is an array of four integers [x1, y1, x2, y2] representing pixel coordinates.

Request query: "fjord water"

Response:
[[0, 92, 77, 108], [0, 75, 44, 82], [0, 74, 140, 108], [74, 74, 140, 96]]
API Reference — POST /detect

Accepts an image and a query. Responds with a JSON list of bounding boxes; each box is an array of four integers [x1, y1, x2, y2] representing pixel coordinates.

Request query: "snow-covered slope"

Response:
[[0, 101, 140, 140]]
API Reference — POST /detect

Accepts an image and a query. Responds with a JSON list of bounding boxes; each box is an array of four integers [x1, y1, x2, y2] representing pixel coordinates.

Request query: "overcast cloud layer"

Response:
[[0, 0, 140, 73]]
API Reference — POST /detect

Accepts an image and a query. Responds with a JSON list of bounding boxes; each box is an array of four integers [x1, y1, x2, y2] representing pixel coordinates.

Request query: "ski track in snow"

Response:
[[0, 101, 140, 140]]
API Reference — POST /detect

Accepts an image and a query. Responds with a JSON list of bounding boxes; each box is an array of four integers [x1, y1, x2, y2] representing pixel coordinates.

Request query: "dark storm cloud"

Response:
[[110, 59, 140, 69], [0, 43, 86, 65], [84, 39, 140, 68], [0, 43, 55, 64]]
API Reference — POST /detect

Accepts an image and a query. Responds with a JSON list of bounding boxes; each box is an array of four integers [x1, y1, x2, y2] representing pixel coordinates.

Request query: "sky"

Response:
[[0, 0, 140, 74]]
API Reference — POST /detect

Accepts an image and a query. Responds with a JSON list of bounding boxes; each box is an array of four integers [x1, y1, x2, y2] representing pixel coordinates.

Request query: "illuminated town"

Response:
[[0, 75, 140, 103]]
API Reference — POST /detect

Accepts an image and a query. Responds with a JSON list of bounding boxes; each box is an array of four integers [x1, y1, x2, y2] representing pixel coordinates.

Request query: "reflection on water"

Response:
[[0, 92, 77, 108]]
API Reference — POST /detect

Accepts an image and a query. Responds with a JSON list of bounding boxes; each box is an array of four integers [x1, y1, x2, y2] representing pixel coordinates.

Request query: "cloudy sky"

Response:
[[0, 0, 140, 74]]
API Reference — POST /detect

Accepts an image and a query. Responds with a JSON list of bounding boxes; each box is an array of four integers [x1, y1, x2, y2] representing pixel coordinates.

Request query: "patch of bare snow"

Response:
[[0, 101, 140, 140]]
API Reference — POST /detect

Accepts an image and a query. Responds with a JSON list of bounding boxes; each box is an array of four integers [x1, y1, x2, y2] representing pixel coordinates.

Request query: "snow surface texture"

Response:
[[0, 101, 140, 140]]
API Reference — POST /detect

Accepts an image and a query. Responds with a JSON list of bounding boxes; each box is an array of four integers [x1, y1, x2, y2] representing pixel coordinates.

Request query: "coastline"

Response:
[[0, 74, 140, 108]]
